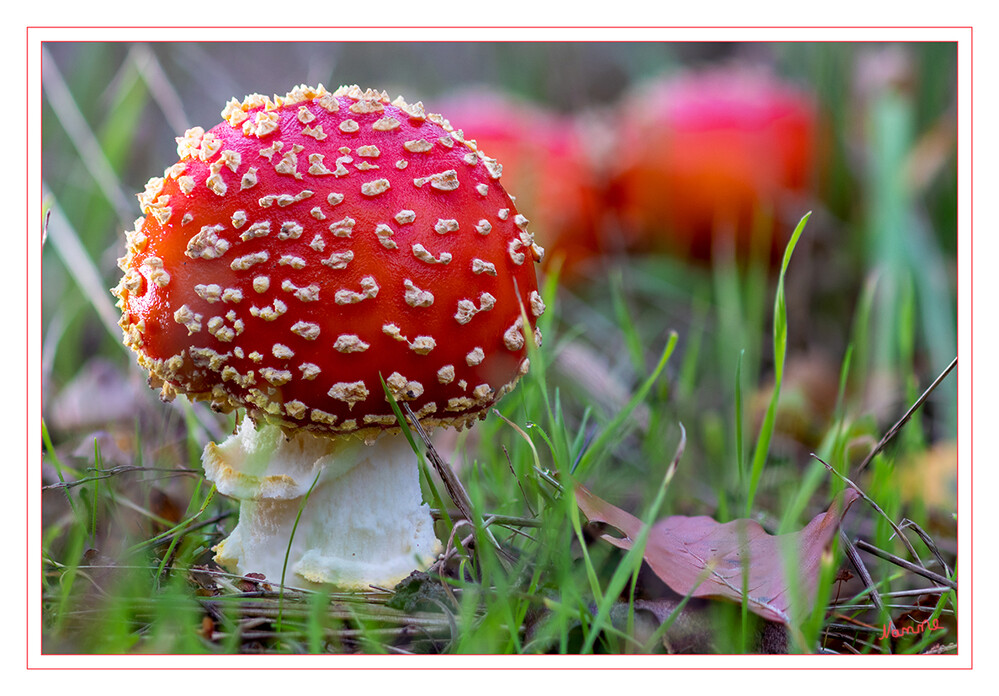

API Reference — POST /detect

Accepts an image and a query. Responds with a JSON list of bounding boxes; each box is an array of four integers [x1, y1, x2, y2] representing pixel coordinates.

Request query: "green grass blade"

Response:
[[42, 192, 127, 348], [277, 469, 323, 631], [580, 426, 683, 653], [574, 332, 677, 480], [41, 46, 136, 219], [745, 212, 810, 516], [734, 348, 746, 489], [610, 268, 645, 372]]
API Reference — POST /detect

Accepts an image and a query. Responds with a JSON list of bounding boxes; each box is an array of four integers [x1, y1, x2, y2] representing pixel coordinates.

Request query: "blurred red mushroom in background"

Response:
[[610, 67, 819, 262], [433, 89, 608, 280]]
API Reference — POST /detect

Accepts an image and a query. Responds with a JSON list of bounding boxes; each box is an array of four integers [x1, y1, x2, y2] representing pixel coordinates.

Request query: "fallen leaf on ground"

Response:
[[576, 486, 860, 624]]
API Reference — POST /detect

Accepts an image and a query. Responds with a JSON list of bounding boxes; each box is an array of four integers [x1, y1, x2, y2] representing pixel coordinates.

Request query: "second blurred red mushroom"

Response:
[[433, 89, 608, 279], [610, 67, 818, 261]]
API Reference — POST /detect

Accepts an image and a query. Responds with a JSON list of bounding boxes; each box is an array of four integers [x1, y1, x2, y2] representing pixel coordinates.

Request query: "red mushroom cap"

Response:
[[114, 85, 545, 439], [611, 67, 817, 260]]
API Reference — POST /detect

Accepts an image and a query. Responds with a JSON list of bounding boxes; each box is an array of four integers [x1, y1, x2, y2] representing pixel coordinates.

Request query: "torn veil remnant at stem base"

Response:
[[204, 419, 440, 588]]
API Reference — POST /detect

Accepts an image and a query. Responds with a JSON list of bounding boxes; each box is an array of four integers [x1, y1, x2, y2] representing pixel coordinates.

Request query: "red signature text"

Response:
[[880, 617, 943, 641]]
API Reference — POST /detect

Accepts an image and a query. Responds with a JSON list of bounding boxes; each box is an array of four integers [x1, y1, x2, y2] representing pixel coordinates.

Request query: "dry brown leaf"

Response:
[[576, 485, 860, 624]]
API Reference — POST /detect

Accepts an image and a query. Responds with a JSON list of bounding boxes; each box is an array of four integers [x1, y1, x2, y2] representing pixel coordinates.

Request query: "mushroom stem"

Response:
[[203, 419, 441, 589]]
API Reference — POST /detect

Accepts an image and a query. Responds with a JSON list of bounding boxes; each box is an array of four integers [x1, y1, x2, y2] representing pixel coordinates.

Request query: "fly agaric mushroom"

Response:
[[113, 84, 546, 588], [611, 67, 817, 261]]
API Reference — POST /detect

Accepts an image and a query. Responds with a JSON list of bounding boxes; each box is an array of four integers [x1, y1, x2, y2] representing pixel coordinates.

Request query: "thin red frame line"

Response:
[[29, 28, 971, 668], [966, 25, 973, 672], [26, 24, 32, 673], [25, 25, 976, 28]]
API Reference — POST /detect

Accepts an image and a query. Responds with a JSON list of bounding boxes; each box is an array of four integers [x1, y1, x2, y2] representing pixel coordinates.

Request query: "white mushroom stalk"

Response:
[[204, 419, 441, 589]]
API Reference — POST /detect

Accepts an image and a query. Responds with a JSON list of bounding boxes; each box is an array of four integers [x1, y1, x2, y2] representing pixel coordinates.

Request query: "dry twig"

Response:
[[857, 357, 957, 473]]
